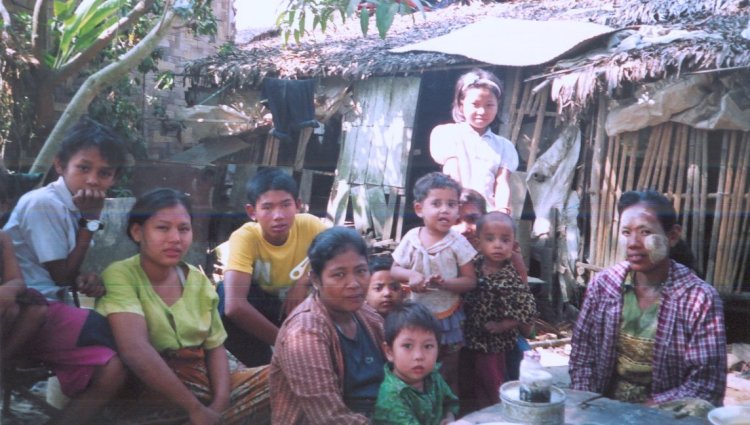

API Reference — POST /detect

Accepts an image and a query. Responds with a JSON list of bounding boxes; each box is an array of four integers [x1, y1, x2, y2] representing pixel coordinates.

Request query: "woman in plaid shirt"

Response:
[[570, 191, 726, 413]]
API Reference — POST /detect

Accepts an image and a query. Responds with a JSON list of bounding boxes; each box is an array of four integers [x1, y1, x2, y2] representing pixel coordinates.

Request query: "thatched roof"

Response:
[[184, 0, 749, 110]]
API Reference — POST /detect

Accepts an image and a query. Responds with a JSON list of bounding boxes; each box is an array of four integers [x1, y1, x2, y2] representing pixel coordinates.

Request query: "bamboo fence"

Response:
[[584, 122, 750, 294]]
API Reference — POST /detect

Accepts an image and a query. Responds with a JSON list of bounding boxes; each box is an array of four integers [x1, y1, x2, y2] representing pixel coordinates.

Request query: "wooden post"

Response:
[[588, 97, 608, 268], [527, 87, 549, 170], [706, 134, 729, 286]]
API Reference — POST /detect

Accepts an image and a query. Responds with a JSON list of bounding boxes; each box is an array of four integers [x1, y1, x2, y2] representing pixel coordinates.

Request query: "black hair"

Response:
[[460, 188, 487, 215], [476, 211, 516, 236], [413, 172, 462, 203], [384, 301, 441, 346], [245, 168, 299, 205], [368, 255, 393, 274], [308, 226, 368, 277], [127, 188, 193, 242], [617, 190, 695, 269], [56, 116, 128, 173], [451, 68, 503, 125]]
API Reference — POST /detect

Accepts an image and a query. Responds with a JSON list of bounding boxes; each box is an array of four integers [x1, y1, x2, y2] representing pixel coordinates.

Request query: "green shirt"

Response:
[[96, 254, 227, 352], [373, 363, 459, 425]]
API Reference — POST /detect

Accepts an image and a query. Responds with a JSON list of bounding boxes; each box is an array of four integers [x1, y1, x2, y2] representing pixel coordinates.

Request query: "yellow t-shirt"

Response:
[[96, 255, 227, 352], [224, 213, 326, 295]]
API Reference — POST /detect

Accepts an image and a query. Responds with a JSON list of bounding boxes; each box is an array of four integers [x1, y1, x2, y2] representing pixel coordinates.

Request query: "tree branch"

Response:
[[31, 0, 49, 63], [0, 0, 10, 38], [54, 0, 157, 83], [30, 6, 178, 174]]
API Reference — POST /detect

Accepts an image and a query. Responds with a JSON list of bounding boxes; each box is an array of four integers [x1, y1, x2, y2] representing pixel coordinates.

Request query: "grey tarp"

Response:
[[390, 17, 616, 67]]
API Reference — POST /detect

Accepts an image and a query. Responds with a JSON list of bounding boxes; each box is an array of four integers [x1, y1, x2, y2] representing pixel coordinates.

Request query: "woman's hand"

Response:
[[187, 403, 221, 425], [428, 274, 445, 289]]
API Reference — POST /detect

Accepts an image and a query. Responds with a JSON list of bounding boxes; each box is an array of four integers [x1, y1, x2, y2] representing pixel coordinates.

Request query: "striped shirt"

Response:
[[269, 295, 385, 424], [569, 260, 726, 406]]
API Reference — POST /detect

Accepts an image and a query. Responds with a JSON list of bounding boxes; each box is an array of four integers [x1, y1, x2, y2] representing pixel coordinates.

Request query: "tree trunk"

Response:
[[29, 9, 179, 174]]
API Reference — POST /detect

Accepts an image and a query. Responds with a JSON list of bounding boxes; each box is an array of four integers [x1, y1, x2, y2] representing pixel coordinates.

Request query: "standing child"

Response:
[[430, 69, 519, 214], [391, 172, 476, 394], [366, 255, 405, 317], [3, 117, 127, 425], [461, 212, 537, 412], [373, 301, 459, 425]]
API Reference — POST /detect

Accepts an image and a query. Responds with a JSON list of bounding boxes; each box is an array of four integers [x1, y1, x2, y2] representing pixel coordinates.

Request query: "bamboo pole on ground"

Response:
[[706, 134, 729, 286]]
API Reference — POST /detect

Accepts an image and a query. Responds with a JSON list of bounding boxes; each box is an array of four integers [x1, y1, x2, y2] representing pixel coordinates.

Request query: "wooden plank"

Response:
[[383, 78, 420, 188], [350, 125, 373, 185], [298, 169, 314, 206], [336, 126, 358, 182], [294, 127, 314, 171], [367, 185, 397, 239], [326, 179, 351, 225], [167, 136, 251, 165], [350, 184, 370, 233], [499, 68, 522, 139]]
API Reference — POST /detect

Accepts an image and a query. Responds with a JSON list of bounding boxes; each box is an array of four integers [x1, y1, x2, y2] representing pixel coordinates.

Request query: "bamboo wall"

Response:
[[584, 113, 750, 295], [500, 73, 750, 295]]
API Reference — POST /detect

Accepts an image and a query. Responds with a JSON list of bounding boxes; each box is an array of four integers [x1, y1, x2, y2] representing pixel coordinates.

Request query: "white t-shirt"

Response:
[[3, 177, 80, 302], [430, 122, 519, 209]]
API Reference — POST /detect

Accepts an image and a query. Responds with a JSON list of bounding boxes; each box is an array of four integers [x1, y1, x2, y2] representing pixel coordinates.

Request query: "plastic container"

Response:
[[518, 350, 552, 403]]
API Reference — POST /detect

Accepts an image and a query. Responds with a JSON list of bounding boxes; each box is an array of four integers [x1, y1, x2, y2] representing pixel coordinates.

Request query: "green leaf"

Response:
[[359, 7, 369, 37], [312, 15, 319, 31], [54, 0, 76, 22], [293, 28, 300, 44], [346, 0, 360, 16], [375, 2, 397, 39], [298, 11, 305, 37]]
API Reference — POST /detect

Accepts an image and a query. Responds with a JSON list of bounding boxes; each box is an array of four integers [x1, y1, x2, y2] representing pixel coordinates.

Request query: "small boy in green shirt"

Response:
[[374, 301, 459, 425]]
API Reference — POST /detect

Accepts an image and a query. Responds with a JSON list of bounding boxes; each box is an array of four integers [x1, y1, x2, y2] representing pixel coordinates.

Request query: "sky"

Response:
[[235, 0, 284, 30]]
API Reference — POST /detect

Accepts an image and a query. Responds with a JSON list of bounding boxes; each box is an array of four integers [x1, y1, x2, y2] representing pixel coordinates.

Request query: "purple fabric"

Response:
[[569, 260, 726, 405]]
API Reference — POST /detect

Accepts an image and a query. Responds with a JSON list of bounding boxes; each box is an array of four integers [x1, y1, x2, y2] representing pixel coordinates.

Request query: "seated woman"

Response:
[[270, 226, 385, 424], [569, 190, 726, 416], [96, 188, 270, 425]]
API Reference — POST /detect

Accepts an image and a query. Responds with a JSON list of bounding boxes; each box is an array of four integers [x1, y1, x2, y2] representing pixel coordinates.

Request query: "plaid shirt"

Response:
[[269, 295, 385, 425], [569, 260, 726, 406]]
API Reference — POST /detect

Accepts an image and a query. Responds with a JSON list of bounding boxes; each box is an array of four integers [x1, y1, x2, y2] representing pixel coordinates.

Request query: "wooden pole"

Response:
[[511, 83, 532, 144], [606, 135, 622, 266], [638, 125, 660, 189], [674, 126, 688, 221], [501, 68, 523, 140], [655, 123, 673, 191], [731, 133, 750, 292], [685, 128, 697, 248], [589, 97, 608, 267], [715, 132, 737, 289], [527, 87, 549, 169], [597, 134, 616, 266], [624, 133, 638, 192], [698, 131, 709, 273], [706, 133, 729, 286], [726, 135, 748, 290], [612, 135, 628, 261]]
